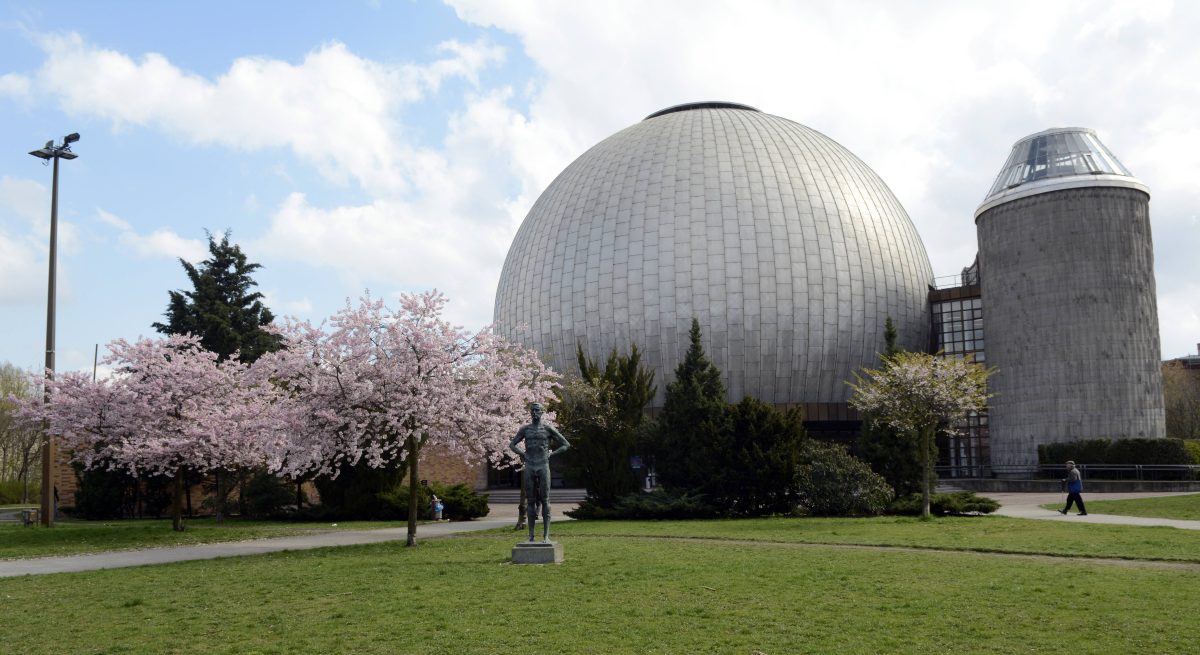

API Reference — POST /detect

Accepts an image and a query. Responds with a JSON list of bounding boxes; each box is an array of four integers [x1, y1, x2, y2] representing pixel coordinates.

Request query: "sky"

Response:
[[1, 0, 1198, 378]]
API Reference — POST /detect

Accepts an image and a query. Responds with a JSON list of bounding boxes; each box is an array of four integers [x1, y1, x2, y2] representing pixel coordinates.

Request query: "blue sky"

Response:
[[2, 0, 1198, 377]]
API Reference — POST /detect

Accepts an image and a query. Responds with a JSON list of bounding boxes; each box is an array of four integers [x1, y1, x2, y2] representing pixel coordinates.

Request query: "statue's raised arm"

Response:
[[508, 429, 527, 461], [546, 423, 571, 458]]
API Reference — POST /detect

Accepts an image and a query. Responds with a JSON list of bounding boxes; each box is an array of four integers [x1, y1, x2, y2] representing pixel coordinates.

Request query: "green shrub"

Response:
[[241, 470, 296, 518], [567, 489, 719, 520], [723, 397, 805, 517], [1183, 440, 1200, 465], [856, 417, 932, 498], [377, 482, 489, 521], [378, 483, 433, 520], [1038, 439, 1110, 466], [428, 483, 489, 520], [71, 464, 170, 520], [888, 491, 999, 516], [1039, 438, 1194, 472], [794, 441, 893, 517], [313, 460, 406, 520]]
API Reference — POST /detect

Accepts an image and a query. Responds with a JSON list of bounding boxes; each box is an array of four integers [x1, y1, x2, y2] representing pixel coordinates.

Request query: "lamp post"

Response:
[[29, 133, 79, 528]]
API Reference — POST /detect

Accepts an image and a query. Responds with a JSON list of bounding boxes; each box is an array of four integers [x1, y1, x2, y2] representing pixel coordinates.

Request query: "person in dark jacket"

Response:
[[1059, 461, 1088, 515]]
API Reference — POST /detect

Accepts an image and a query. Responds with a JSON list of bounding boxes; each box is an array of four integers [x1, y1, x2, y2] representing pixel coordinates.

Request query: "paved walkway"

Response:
[[5, 492, 1200, 578], [0, 502, 567, 579], [989, 491, 1200, 530]]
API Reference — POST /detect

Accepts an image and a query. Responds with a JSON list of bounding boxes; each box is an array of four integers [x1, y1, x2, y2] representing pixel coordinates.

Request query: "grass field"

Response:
[[0, 518, 402, 560], [2, 517, 1199, 654], [1041, 492, 1200, 521]]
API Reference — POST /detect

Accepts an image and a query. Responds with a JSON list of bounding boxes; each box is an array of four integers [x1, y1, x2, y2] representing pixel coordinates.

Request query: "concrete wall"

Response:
[[977, 186, 1165, 474]]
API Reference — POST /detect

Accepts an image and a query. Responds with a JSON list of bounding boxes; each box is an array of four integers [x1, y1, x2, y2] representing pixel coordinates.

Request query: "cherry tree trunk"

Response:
[[921, 426, 933, 520], [214, 469, 225, 523], [171, 475, 186, 532], [406, 435, 419, 547]]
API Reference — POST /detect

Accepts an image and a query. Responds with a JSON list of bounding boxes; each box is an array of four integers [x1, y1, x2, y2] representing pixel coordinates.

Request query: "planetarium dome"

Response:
[[495, 102, 933, 406]]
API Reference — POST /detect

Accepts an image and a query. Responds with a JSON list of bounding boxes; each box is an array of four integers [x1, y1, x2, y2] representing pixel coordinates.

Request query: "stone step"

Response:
[[485, 488, 588, 503]]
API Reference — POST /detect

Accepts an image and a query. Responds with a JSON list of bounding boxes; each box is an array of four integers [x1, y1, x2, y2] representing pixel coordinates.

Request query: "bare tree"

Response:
[[0, 363, 41, 503], [1163, 361, 1200, 440]]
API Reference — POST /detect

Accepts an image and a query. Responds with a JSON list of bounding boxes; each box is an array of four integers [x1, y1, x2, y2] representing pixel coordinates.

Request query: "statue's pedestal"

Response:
[[512, 541, 563, 564]]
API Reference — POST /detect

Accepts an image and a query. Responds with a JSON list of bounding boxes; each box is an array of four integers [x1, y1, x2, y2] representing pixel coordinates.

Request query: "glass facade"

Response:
[[931, 296, 989, 477]]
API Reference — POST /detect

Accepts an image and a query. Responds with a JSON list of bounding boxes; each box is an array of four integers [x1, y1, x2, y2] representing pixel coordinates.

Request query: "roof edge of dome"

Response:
[[644, 101, 760, 121]]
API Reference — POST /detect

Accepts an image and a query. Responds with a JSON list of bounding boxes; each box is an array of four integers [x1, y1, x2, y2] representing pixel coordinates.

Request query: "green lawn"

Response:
[[0, 518, 403, 560], [1040, 493, 1200, 521], [1, 520, 1198, 654], [556, 515, 1200, 562]]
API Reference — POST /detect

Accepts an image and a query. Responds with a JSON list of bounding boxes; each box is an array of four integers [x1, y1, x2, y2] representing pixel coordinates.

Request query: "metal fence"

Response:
[[1038, 463, 1199, 481]]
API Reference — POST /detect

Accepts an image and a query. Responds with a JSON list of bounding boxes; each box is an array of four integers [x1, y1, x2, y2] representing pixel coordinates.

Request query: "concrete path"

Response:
[[0, 502, 569, 579], [989, 491, 1200, 530]]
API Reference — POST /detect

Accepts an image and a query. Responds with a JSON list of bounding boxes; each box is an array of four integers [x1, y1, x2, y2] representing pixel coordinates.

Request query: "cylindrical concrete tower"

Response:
[[975, 127, 1165, 475]]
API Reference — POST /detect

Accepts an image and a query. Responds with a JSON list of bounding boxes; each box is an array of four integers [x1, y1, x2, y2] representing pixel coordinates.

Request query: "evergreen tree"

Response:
[[726, 396, 806, 516], [151, 230, 282, 521], [556, 343, 656, 506], [883, 315, 901, 356], [153, 230, 281, 363], [653, 319, 731, 501]]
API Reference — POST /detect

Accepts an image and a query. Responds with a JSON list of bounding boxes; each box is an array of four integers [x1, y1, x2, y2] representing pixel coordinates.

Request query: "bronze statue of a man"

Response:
[[509, 402, 571, 542]]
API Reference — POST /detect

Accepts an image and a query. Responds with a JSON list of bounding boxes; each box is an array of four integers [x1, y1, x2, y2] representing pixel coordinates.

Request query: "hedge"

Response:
[[1038, 438, 1195, 466]]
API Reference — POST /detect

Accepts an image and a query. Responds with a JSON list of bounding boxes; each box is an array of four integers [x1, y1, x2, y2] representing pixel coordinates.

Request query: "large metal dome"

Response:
[[495, 102, 933, 406]]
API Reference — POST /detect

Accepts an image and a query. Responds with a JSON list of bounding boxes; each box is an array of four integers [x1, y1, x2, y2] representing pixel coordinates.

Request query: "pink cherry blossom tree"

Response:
[[256, 291, 558, 546], [16, 334, 291, 531], [848, 351, 993, 519]]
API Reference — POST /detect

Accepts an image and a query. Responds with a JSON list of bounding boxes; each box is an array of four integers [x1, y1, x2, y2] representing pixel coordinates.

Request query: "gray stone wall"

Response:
[[977, 187, 1165, 474], [495, 107, 933, 407]]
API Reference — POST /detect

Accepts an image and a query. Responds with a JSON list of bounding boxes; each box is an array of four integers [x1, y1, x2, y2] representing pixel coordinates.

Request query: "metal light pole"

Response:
[[29, 133, 79, 528]]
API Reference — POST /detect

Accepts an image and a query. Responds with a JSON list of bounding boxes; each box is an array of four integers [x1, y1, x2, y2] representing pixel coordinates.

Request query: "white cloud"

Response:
[[0, 225, 43, 304], [28, 32, 505, 194], [254, 190, 513, 328], [0, 72, 30, 97], [1158, 282, 1200, 359], [97, 208, 207, 262], [260, 289, 314, 318], [0, 176, 51, 303], [0, 176, 47, 224]]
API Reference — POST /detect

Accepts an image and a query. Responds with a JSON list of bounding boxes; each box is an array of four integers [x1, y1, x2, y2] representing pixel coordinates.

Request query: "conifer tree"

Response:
[[654, 319, 731, 499], [557, 343, 656, 506], [151, 230, 282, 520], [153, 230, 281, 363]]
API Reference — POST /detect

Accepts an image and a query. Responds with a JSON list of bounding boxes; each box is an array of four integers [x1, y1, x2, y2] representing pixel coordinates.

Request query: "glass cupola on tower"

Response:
[[975, 127, 1148, 217]]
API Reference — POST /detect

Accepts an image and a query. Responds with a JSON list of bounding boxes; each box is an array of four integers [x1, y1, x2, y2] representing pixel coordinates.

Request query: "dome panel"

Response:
[[495, 104, 933, 406]]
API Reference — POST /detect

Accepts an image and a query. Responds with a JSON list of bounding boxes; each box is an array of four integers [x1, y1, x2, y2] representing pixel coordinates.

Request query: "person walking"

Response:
[[1058, 461, 1088, 515]]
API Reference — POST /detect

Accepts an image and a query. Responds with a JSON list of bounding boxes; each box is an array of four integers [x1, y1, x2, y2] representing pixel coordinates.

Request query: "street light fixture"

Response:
[[29, 133, 80, 528]]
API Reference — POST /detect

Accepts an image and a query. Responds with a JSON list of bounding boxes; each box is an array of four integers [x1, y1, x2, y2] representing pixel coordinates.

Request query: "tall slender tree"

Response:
[[153, 230, 281, 518], [153, 230, 281, 363], [653, 319, 731, 500], [0, 363, 40, 502], [556, 343, 656, 506]]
